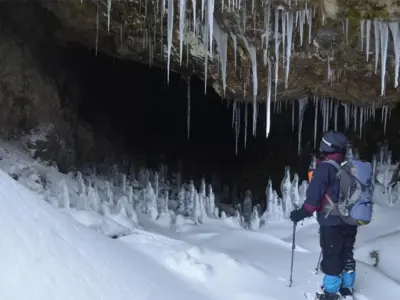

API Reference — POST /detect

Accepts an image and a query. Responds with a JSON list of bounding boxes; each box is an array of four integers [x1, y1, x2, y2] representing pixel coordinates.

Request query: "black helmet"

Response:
[[319, 130, 349, 153]]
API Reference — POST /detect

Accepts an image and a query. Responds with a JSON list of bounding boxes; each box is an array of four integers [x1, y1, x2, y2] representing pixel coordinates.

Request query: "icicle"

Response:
[[360, 20, 364, 51], [214, 23, 228, 96], [366, 20, 371, 62], [341, 103, 347, 130], [380, 21, 389, 96], [235, 102, 239, 154], [353, 105, 358, 133], [334, 100, 338, 131], [359, 107, 363, 139], [232, 100, 236, 128], [179, 0, 186, 65], [231, 33, 237, 71], [282, 9, 286, 65], [204, 9, 209, 94], [244, 103, 248, 148], [308, 7, 312, 44], [241, 36, 258, 136], [266, 58, 272, 138], [345, 18, 349, 44], [95, 0, 99, 56], [107, 0, 112, 32], [383, 105, 388, 135], [192, 0, 196, 33], [167, 0, 174, 83], [299, 10, 305, 46], [292, 100, 295, 132], [274, 9, 280, 102], [374, 19, 380, 74], [297, 97, 308, 156], [314, 98, 318, 149], [208, 0, 215, 56], [389, 22, 400, 88], [264, 3, 271, 66], [201, 0, 205, 20], [187, 77, 191, 139], [285, 11, 294, 89]]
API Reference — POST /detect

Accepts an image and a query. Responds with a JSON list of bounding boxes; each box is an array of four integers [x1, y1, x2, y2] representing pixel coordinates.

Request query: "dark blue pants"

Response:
[[320, 225, 357, 293]]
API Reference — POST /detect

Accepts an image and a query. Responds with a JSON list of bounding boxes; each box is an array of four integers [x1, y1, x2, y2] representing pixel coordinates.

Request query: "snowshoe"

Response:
[[314, 291, 341, 300], [340, 287, 353, 299]]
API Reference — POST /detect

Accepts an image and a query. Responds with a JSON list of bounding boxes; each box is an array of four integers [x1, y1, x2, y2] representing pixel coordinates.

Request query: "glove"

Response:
[[290, 205, 310, 223]]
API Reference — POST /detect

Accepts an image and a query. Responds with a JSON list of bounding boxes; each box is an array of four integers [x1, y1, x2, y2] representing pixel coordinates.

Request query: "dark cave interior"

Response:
[[69, 44, 396, 200], [3, 2, 400, 204]]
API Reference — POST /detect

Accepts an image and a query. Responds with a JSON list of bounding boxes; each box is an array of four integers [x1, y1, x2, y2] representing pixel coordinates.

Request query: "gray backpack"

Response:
[[323, 158, 374, 226]]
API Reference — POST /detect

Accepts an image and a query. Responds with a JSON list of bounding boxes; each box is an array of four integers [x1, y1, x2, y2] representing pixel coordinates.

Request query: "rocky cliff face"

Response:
[[42, 0, 400, 107]]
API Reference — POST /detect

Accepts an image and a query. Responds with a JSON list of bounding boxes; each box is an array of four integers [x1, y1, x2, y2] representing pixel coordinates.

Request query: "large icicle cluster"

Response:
[[359, 20, 400, 95], [228, 96, 392, 156], [89, 0, 399, 155]]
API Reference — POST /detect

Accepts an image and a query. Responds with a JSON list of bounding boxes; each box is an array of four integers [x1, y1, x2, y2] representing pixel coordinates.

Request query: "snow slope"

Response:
[[1, 138, 400, 300], [0, 169, 217, 300]]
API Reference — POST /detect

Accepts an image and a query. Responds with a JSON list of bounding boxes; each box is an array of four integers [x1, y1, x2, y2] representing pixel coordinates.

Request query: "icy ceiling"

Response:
[[40, 0, 399, 151]]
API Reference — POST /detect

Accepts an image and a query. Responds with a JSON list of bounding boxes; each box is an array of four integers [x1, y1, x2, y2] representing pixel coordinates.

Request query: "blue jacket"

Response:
[[303, 153, 344, 226]]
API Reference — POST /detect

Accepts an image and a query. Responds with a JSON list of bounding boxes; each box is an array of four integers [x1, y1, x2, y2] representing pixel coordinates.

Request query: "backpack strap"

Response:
[[321, 159, 347, 218], [321, 159, 341, 171]]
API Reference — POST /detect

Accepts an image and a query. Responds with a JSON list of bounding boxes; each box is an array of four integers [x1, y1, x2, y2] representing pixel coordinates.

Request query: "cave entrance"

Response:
[[63, 44, 318, 203]]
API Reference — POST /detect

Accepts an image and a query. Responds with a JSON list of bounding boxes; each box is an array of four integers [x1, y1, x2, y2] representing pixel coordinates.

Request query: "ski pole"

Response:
[[289, 221, 297, 287], [314, 251, 322, 274]]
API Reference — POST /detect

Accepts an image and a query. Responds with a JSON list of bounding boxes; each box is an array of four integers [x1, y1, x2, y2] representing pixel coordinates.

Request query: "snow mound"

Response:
[[68, 209, 132, 238], [0, 170, 214, 300], [355, 230, 400, 283]]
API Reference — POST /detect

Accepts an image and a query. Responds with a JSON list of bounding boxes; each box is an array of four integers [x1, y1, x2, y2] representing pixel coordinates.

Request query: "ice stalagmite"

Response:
[[167, 0, 174, 83], [266, 58, 272, 138], [389, 22, 400, 88], [285, 11, 294, 89], [179, 0, 186, 65], [366, 20, 371, 62], [297, 97, 308, 156], [187, 77, 191, 139], [380, 21, 389, 96], [374, 19, 380, 74], [214, 23, 228, 96]]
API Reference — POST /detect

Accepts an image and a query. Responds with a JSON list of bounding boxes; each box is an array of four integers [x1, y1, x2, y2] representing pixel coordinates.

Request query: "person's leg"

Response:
[[320, 226, 344, 296], [340, 225, 357, 295]]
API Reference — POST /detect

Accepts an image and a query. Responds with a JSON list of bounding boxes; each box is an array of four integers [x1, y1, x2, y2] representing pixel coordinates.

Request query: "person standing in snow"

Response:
[[290, 130, 356, 300]]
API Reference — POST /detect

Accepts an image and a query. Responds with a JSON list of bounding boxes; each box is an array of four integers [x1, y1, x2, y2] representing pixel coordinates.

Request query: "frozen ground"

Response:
[[0, 139, 399, 300]]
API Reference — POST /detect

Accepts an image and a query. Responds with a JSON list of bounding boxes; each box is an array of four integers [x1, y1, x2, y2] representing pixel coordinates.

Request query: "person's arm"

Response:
[[303, 163, 331, 215]]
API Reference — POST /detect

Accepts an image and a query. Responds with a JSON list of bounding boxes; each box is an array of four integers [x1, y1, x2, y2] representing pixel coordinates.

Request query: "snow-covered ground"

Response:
[[1, 138, 400, 300]]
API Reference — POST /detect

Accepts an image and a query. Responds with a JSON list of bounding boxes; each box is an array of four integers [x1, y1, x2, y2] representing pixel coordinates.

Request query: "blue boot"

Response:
[[322, 274, 341, 294], [340, 271, 355, 297]]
